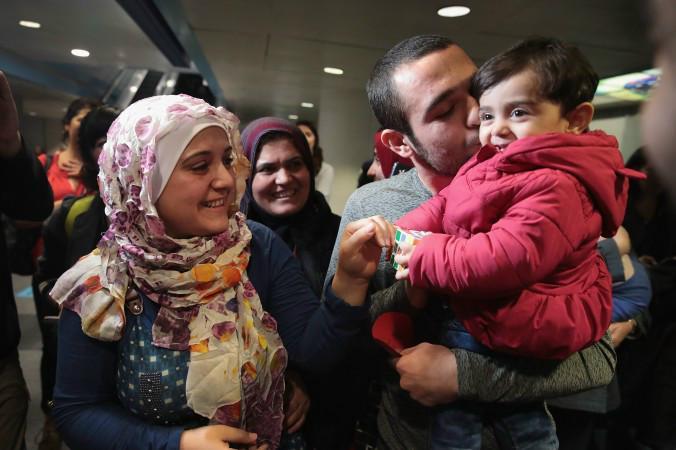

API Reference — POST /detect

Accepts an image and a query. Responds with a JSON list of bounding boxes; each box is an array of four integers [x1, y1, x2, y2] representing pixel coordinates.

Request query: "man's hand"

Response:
[[284, 371, 311, 434], [394, 343, 459, 407], [609, 320, 636, 348], [0, 71, 21, 158]]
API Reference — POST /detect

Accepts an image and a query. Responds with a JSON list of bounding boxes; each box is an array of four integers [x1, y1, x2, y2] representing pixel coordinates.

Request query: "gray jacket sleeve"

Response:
[[456, 333, 617, 402]]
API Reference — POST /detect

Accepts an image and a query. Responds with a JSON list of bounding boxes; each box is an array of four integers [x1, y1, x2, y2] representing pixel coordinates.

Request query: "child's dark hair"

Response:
[[471, 37, 599, 114]]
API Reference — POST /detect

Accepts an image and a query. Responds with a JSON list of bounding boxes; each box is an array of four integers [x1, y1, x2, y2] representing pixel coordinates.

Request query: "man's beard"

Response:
[[407, 132, 459, 176], [407, 130, 479, 177]]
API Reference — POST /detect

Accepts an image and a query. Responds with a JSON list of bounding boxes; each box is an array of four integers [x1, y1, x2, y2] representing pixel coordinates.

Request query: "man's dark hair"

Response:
[[61, 97, 102, 141], [79, 106, 118, 191], [367, 35, 455, 135], [471, 37, 599, 114]]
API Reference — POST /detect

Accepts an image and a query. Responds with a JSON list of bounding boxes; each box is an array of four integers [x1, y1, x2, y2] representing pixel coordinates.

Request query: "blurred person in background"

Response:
[[368, 129, 412, 181], [297, 120, 335, 201], [0, 71, 53, 450]]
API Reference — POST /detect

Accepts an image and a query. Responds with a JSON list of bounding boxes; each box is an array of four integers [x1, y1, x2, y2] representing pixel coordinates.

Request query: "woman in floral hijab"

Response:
[[50, 95, 391, 450]]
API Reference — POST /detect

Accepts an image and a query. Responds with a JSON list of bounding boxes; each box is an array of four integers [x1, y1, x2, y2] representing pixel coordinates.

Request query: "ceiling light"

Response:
[[301, 102, 314, 108], [288, 114, 299, 120], [19, 20, 41, 29], [129, 86, 138, 93], [71, 48, 90, 58], [323, 67, 344, 75], [437, 6, 470, 17], [166, 79, 176, 88]]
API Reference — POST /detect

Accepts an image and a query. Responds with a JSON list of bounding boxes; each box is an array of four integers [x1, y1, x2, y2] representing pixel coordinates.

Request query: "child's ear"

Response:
[[381, 129, 416, 159], [566, 102, 594, 134]]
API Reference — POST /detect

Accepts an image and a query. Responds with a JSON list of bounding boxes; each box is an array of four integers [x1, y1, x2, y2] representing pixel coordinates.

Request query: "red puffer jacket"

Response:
[[397, 131, 644, 359]]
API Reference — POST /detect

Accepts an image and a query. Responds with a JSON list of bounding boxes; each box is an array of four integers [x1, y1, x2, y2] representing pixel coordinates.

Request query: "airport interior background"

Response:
[[0, 1, 659, 449]]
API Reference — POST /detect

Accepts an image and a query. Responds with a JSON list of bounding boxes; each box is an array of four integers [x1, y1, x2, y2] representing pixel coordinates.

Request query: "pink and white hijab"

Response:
[[51, 94, 287, 446]]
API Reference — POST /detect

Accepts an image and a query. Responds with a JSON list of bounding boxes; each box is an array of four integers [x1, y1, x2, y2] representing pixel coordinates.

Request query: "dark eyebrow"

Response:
[[181, 146, 232, 164], [181, 150, 212, 164], [505, 99, 538, 108], [257, 155, 303, 167]]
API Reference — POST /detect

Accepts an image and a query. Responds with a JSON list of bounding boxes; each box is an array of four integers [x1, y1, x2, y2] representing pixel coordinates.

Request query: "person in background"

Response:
[[643, 0, 676, 200], [548, 227, 653, 450], [36, 105, 117, 267], [632, 4, 676, 444], [607, 147, 676, 449], [241, 117, 372, 449], [35, 105, 119, 310], [357, 159, 375, 187], [297, 120, 335, 201], [50, 94, 384, 450], [368, 129, 413, 181], [30, 96, 102, 450], [41, 97, 101, 209], [0, 71, 54, 450]]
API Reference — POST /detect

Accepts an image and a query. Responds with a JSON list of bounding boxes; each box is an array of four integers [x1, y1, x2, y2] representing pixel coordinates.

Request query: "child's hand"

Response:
[[394, 241, 415, 280]]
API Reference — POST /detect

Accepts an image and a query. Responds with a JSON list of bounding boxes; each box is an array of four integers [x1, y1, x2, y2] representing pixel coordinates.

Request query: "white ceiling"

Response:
[[0, 0, 174, 118], [0, 0, 653, 123], [180, 0, 653, 122]]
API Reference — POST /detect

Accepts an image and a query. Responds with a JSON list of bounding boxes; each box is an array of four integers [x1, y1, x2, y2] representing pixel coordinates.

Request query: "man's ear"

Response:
[[381, 129, 415, 158], [566, 102, 594, 134]]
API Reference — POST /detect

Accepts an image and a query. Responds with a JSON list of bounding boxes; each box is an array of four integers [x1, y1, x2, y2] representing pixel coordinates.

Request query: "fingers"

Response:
[[286, 409, 306, 433], [394, 267, 409, 280], [346, 216, 394, 248], [284, 396, 309, 433], [399, 344, 421, 356], [215, 425, 258, 444]]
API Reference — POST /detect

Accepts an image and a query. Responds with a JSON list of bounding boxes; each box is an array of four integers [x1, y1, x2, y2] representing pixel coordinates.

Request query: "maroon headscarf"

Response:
[[374, 130, 413, 178]]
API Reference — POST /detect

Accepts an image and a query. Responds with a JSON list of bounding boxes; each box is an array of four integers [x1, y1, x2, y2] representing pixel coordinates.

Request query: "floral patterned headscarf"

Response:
[[51, 94, 287, 446]]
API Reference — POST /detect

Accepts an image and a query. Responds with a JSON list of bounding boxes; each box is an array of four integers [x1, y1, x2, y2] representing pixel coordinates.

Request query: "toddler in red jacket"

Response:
[[392, 37, 644, 449]]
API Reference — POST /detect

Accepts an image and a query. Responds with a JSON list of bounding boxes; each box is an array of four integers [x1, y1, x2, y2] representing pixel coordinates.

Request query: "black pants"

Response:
[[0, 351, 29, 450], [31, 276, 59, 414]]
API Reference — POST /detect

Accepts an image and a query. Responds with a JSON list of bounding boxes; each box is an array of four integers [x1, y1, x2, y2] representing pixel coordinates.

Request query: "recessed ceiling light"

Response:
[[288, 114, 299, 120], [437, 6, 470, 17], [323, 67, 344, 75], [166, 79, 176, 88], [301, 102, 314, 108], [129, 86, 138, 93], [19, 20, 41, 29], [71, 48, 90, 58]]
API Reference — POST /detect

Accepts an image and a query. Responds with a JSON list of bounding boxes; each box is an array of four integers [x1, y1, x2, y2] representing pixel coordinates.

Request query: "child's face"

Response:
[[478, 70, 570, 149]]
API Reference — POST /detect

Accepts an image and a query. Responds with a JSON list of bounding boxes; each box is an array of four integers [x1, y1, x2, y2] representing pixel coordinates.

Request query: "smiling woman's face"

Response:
[[251, 136, 311, 217], [155, 126, 236, 238]]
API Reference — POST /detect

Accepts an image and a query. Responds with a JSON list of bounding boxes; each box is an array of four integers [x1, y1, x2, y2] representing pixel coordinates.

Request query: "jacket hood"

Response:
[[484, 131, 645, 237]]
